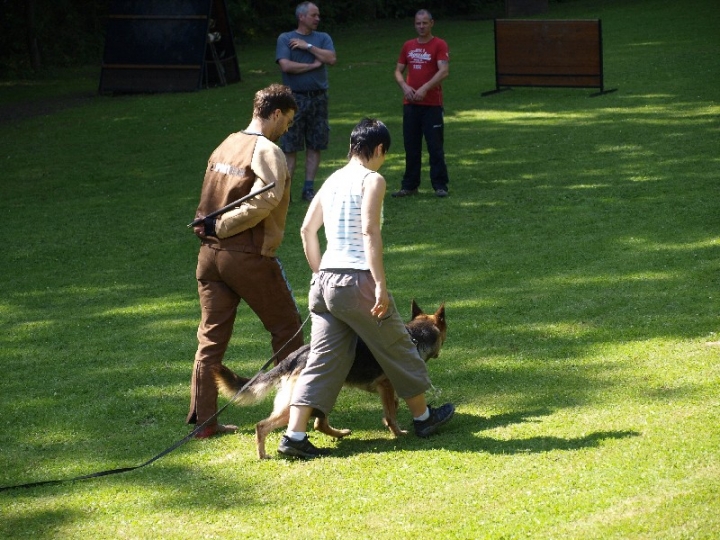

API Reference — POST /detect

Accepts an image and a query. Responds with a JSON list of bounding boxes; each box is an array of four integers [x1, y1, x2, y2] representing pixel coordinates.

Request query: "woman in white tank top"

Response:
[[276, 118, 455, 459]]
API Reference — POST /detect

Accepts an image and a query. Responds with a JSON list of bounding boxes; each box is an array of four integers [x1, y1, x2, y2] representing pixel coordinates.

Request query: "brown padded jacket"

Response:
[[194, 131, 292, 258]]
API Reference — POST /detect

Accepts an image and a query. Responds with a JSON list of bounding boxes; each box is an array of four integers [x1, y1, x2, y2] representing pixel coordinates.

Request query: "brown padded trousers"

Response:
[[186, 245, 304, 427]]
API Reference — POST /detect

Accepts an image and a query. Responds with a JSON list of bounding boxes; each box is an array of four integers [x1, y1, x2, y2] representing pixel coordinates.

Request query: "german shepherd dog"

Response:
[[215, 300, 446, 459]]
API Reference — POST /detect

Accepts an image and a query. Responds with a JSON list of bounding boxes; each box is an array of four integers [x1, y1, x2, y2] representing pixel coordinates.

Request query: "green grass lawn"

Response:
[[1, 0, 719, 538]]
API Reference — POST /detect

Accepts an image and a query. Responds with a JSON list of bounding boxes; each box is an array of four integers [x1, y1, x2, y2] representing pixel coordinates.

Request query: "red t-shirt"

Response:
[[397, 37, 449, 106]]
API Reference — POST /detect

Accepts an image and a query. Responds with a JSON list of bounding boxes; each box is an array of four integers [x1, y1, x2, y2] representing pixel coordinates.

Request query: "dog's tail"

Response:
[[215, 365, 277, 405], [214, 343, 310, 406]]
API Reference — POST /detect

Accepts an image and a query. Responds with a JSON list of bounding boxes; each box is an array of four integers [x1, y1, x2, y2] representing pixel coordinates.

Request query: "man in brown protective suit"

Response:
[[187, 84, 304, 438]]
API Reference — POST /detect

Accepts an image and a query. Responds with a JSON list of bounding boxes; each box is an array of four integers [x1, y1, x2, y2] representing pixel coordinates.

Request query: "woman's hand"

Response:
[[370, 283, 389, 318]]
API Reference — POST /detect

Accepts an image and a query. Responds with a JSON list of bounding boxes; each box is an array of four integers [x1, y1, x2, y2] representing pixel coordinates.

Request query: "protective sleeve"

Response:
[[213, 138, 287, 239]]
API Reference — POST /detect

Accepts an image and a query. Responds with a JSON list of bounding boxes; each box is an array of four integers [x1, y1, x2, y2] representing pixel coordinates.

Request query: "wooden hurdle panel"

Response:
[[484, 19, 616, 96]]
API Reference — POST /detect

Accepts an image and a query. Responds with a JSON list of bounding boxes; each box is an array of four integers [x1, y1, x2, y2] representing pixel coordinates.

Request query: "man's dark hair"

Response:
[[253, 84, 298, 119], [348, 118, 391, 161]]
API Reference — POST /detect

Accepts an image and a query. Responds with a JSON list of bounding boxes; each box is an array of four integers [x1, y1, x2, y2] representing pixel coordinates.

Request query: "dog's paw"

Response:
[[313, 417, 352, 439], [383, 418, 408, 437], [321, 426, 352, 439]]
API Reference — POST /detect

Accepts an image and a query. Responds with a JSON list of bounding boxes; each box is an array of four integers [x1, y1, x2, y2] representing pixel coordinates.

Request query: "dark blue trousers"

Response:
[[401, 104, 449, 191]]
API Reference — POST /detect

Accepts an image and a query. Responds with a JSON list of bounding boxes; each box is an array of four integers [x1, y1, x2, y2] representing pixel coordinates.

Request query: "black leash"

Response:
[[0, 314, 310, 492]]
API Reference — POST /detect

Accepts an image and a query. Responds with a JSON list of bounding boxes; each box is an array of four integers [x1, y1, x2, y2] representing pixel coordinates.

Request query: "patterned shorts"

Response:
[[280, 92, 330, 152]]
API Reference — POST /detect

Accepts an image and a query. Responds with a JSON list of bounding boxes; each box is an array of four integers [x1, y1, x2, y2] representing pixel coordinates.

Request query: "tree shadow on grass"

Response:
[[0, 509, 81, 540], [329, 409, 640, 457], [468, 428, 641, 454], [462, 410, 641, 455], [0, 464, 267, 535]]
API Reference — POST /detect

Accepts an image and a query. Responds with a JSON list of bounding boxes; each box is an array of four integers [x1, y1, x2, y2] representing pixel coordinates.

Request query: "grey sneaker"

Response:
[[391, 188, 419, 198], [278, 435, 331, 459], [435, 189, 449, 198], [413, 403, 455, 438]]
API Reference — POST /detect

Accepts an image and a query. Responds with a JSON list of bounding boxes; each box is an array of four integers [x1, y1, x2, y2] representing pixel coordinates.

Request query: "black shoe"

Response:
[[301, 188, 315, 202], [278, 435, 331, 459], [413, 403, 455, 438], [391, 188, 419, 198], [435, 189, 449, 198]]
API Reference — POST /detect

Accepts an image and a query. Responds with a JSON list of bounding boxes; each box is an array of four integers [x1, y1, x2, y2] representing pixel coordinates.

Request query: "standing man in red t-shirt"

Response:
[[393, 9, 450, 198]]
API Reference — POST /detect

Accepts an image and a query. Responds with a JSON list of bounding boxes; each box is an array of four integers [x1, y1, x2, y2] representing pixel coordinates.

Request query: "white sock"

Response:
[[285, 430, 306, 441], [414, 407, 430, 422]]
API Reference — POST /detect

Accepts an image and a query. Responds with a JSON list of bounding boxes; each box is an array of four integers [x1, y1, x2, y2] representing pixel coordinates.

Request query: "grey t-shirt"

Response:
[[275, 30, 335, 92]]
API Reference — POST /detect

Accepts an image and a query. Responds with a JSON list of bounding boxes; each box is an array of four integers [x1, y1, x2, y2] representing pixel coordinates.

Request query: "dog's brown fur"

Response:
[[215, 300, 446, 459]]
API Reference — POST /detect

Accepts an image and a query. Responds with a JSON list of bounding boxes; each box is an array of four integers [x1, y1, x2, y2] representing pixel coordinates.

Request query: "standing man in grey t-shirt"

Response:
[[276, 2, 336, 202]]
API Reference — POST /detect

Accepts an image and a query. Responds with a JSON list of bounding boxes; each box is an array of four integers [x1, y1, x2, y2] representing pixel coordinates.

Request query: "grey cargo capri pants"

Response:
[[290, 269, 432, 417]]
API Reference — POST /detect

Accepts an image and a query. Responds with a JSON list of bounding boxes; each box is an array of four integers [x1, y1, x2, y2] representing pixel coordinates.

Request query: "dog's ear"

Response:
[[411, 299, 423, 320], [435, 302, 445, 321], [435, 303, 446, 333]]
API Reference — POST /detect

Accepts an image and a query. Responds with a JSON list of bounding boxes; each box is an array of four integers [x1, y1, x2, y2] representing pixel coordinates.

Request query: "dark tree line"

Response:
[[1, 0, 108, 74], [1, 0, 511, 76]]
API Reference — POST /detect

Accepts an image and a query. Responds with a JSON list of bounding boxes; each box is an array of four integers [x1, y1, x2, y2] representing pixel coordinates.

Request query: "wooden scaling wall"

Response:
[[99, 0, 240, 94]]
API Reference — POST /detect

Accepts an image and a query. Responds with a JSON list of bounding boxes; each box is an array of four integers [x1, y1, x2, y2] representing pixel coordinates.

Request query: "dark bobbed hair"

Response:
[[348, 118, 391, 161], [253, 84, 298, 119]]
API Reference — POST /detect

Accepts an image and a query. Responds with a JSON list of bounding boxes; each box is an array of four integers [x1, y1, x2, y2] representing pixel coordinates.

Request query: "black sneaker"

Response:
[[301, 188, 315, 202], [391, 188, 419, 198], [278, 435, 331, 459], [413, 403, 455, 438]]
